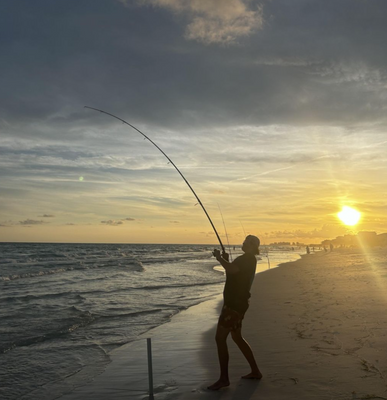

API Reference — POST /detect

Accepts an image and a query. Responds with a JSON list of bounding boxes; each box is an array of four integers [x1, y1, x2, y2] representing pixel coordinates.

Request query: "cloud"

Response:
[[101, 220, 124, 226], [169, 220, 180, 224], [132, 0, 264, 44], [0, 219, 14, 227], [122, 217, 135, 221], [39, 214, 55, 218], [19, 219, 46, 225], [200, 231, 214, 237]]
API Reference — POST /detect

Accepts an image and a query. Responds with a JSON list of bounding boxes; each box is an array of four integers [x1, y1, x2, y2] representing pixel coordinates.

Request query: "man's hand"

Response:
[[212, 249, 237, 273], [212, 249, 229, 262], [212, 249, 221, 259]]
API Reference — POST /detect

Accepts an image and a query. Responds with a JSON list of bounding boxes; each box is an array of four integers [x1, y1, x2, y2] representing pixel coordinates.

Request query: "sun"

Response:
[[337, 206, 361, 226]]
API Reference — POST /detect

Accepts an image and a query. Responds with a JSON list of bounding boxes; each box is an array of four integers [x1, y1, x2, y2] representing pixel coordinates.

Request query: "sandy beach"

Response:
[[58, 249, 387, 400]]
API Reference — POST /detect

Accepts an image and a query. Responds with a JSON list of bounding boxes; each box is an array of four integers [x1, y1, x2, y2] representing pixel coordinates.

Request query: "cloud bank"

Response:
[[130, 0, 264, 44], [101, 220, 124, 226], [19, 219, 46, 226]]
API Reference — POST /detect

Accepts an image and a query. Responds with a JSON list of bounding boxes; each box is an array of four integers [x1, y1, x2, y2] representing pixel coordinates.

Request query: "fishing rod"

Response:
[[84, 106, 226, 254], [218, 204, 232, 261]]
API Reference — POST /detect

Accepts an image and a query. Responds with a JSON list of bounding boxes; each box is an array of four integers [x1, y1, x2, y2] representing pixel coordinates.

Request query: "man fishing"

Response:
[[85, 108, 262, 385], [208, 235, 262, 390]]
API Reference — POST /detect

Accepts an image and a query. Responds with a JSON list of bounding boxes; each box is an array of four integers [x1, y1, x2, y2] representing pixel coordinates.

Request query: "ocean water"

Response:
[[0, 242, 301, 400]]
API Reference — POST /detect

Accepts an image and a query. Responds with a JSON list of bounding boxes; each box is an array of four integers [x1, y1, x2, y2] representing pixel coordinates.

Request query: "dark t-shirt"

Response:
[[223, 253, 257, 314]]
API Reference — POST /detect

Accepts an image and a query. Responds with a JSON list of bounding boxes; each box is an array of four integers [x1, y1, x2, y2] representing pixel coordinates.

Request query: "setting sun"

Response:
[[337, 206, 361, 226]]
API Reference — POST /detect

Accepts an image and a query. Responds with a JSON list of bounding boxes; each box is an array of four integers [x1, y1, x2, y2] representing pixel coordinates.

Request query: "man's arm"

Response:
[[213, 249, 240, 274]]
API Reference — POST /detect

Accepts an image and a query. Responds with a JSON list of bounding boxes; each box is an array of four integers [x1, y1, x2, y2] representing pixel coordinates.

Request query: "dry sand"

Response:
[[59, 249, 387, 400]]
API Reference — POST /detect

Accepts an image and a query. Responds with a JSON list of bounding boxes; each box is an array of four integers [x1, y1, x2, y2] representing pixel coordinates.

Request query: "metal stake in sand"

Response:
[[147, 338, 154, 400]]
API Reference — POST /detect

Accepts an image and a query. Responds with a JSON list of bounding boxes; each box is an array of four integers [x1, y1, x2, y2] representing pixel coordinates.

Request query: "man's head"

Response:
[[242, 235, 260, 255]]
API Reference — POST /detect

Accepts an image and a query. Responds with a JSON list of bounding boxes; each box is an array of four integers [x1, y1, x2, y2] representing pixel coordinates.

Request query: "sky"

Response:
[[1, 0, 387, 244]]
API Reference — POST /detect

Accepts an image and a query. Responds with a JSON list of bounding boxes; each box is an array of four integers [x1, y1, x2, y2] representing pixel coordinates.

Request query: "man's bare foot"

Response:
[[241, 371, 263, 380], [207, 379, 230, 390]]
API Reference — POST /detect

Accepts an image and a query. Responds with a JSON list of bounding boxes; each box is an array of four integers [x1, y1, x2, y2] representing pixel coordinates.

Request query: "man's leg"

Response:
[[231, 327, 262, 379], [207, 323, 231, 390]]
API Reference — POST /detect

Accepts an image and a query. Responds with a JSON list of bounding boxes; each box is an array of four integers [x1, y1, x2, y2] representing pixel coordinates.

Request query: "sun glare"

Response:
[[337, 206, 361, 226]]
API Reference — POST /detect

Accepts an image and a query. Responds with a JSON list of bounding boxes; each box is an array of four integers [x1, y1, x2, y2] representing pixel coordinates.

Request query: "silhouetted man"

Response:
[[208, 235, 262, 390]]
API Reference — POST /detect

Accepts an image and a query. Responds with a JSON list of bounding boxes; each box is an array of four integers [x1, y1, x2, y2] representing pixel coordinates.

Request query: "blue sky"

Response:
[[1, 0, 387, 243]]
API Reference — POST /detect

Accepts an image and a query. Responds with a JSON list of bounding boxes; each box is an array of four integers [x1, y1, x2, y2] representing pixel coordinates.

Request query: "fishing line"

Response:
[[84, 106, 226, 253], [239, 220, 247, 237]]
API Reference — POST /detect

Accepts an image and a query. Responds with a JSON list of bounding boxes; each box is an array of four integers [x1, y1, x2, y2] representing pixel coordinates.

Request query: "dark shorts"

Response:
[[218, 304, 247, 331]]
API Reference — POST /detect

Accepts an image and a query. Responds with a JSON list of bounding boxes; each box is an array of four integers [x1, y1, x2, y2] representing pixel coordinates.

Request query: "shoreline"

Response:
[[58, 248, 387, 399]]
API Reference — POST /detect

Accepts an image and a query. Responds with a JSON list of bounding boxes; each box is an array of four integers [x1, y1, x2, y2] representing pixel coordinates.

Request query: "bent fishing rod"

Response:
[[84, 106, 226, 254]]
